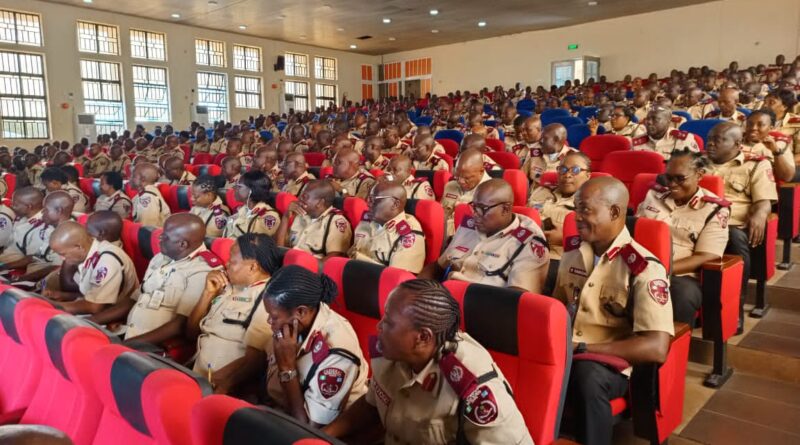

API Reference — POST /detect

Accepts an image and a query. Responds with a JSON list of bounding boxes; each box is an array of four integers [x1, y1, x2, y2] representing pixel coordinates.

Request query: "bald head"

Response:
[[12, 187, 44, 217], [134, 162, 160, 184], [475, 178, 514, 204], [161, 214, 206, 260], [461, 133, 487, 152], [369, 180, 407, 224], [86, 210, 123, 243], [0, 425, 73, 445], [43, 191, 74, 225], [543, 123, 567, 141], [50, 221, 91, 253], [388, 154, 413, 181], [456, 148, 485, 170], [580, 176, 628, 209]]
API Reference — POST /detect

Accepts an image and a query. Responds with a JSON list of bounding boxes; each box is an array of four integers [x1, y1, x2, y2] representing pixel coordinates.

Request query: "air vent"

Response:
[[356, 35, 372, 40]]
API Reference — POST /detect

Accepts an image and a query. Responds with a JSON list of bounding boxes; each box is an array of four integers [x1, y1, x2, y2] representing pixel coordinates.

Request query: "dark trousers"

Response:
[[565, 360, 629, 445], [670, 275, 702, 327], [724, 226, 750, 319], [544, 259, 560, 296]]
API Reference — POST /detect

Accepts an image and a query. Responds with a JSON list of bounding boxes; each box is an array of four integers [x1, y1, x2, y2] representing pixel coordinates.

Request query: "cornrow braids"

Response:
[[262, 265, 338, 310], [396, 279, 460, 348], [194, 174, 224, 193], [668, 147, 709, 171], [236, 233, 279, 275]]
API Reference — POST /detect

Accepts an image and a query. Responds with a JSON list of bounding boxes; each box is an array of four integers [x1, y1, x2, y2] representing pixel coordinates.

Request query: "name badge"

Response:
[[147, 290, 165, 309]]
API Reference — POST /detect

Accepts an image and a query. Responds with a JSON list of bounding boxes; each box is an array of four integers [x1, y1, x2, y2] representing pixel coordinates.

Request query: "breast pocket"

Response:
[[162, 284, 181, 310], [421, 419, 448, 445], [600, 285, 630, 327], [726, 173, 750, 195]]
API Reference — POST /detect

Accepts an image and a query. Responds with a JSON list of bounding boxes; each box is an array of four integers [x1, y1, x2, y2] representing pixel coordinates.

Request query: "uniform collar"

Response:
[[598, 226, 634, 262], [380, 211, 407, 230], [247, 277, 270, 290], [648, 130, 670, 144], [312, 205, 335, 222], [173, 244, 208, 264], [296, 171, 311, 183], [715, 151, 746, 166], [463, 172, 492, 194], [81, 239, 102, 269], [299, 302, 334, 354], [481, 214, 521, 241], [401, 355, 441, 393], [665, 187, 706, 210]]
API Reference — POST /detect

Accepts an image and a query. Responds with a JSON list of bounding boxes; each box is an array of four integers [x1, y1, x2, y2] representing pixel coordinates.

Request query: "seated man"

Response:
[[741, 109, 796, 182], [382, 126, 410, 154], [362, 135, 390, 171], [330, 149, 376, 199], [94, 171, 133, 219], [108, 143, 132, 174], [122, 214, 223, 344], [221, 156, 243, 189], [280, 152, 316, 197], [350, 181, 426, 274], [422, 179, 549, 293], [131, 163, 170, 227], [160, 157, 196, 186], [703, 87, 748, 124], [763, 88, 800, 168], [555, 176, 673, 445], [525, 123, 578, 203], [84, 142, 112, 178], [61, 165, 90, 214], [385, 155, 435, 201], [252, 146, 282, 188], [500, 106, 521, 150], [189, 175, 229, 238], [40, 167, 89, 214], [0, 187, 49, 276], [86, 210, 124, 248], [511, 116, 543, 166], [705, 122, 777, 329], [460, 133, 500, 171], [632, 105, 700, 160], [409, 134, 450, 172], [275, 179, 352, 260], [441, 148, 492, 236]]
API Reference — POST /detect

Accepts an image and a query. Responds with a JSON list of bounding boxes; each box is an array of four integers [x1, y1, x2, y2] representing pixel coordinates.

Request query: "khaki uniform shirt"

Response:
[[441, 172, 492, 237], [62, 183, 90, 214], [223, 201, 280, 238], [0, 212, 44, 267], [108, 156, 131, 175], [775, 113, 800, 154], [125, 246, 222, 339], [522, 146, 576, 182], [510, 141, 541, 169], [634, 105, 649, 122], [553, 227, 674, 346], [282, 171, 316, 197], [705, 152, 778, 227], [289, 206, 352, 259], [741, 137, 794, 167], [441, 214, 549, 292], [132, 184, 170, 227], [631, 130, 700, 160], [402, 176, 435, 201], [352, 212, 426, 274], [686, 103, 709, 121], [76, 239, 140, 304], [366, 155, 390, 172], [413, 153, 450, 172], [266, 303, 369, 426], [190, 197, 230, 238], [337, 170, 376, 200], [85, 152, 112, 177], [192, 140, 210, 154], [194, 279, 269, 373], [604, 121, 647, 139], [539, 190, 576, 259], [703, 109, 748, 126], [367, 332, 533, 445], [209, 139, 227, 156], [0, 205, 15, 251], [636, 186, 730, 277], [0, 175, 8, 200], [95, 190, 133, 220], [28, 164, 43, 188], [163, 171, 197, 186]]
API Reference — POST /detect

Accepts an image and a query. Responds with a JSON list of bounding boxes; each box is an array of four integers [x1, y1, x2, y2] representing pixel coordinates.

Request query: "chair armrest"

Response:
[[778, 183, 800, 239], [700, 255, 743, 342]]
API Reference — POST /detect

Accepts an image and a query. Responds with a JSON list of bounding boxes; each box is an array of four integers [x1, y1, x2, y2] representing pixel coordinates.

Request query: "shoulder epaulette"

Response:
[[787, 116, 800, 124], [564, 235, 581, 252], [745, 154, 767, 162], [511, 226, 533, 243], [670, 129, 689, 140], [632, 136, 648, 145], [413, 176, 427, 183], [737, 113, 746, 121], [358, 172, 373, 180], [705, 110, 720, 117], [770, 132, 791, 142], [671, 116, 683, 123], [439, 352, 478, 398], [619, 244, 647, 276], [196, 250, 223, 267], [701, 195, 731, 207], [330, 208, 343, 215], [395, 220, 412, 236], [650, 182, 669, 193], [252, 207, 267, 217]]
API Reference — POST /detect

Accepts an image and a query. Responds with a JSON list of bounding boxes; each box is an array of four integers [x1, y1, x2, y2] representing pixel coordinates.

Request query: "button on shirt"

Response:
[[76, 239, 140, 304]]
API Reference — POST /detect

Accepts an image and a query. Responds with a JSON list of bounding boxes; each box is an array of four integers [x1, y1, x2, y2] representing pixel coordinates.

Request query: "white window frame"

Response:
[[315, 83, 337, 109], [285, 80, 308, 112], [233, 44, 261, 72], [234, 75, 262, 109], [284, 52, 308, 77], [197, 71, 228, 122], [314, 56, 337, 81], [132, 65, 170, 122], [76, 21, 119, 55], [80, 59, 125, 135], [130, 29, 166, 61], [0, 9, 42, 47], [195, 38, 226, 67], [0, 50, 49, 139]]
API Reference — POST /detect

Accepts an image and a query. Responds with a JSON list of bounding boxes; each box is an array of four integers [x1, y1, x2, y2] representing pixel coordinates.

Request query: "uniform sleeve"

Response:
[[632, 262, 675, 335], [694, 206, 730, 257], [750, 160, 778, 203], [507, 237, 550, 292], [325, 215, 352, 254], [389, 230, 426, 274], [463, 377, 534, 445], [355, 178, 376, 199], [0, 214, 14, 248], [243, 304, 273, 352], [82, 254, 124, 304], [251, 209, 281, 236], [635, 191, 657, 219], [175, 268, 214, 317], [303, 353, 362, 425]]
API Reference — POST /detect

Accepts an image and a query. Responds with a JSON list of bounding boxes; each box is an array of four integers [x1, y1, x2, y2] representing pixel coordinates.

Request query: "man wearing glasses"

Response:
[[632, 106, 700, 160], [421, 179, 549, 293]]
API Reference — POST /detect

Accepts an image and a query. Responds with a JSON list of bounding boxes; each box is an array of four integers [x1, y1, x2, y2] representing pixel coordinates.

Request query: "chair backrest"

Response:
[[626, 216, 672, 274], [485, 151, 521, 170], [79, 177, 99, 207], [223, 188, 244, 213], [405, 199, 445, 265], [322, 258, 415, 359], [679, 119, 725, 145], [630, 173, 659, 211], [191, 395, 342, 445], [437, 138, 459, 157], [550, 116, 583, 129], [516, 99, 536, 112], [210, 237, 235, 264], [283, 248, 319, 273], [444, 281, 570, 445], [162, 186, 193, 213], [120, 221, 146, 280], [275, 191, 297, 215], [303, 152, 326, 167], [414, 116, 433, 127], [503, 169, 528, 206], [577, 106, 597, 121], [437, 152, 455, 171], [540, 109, 571, 122], [3, 173, 16, 198], [600, 151, 666, 193], [192, 153, 213, 165], [512, 206, 542, 226], [319, 166, 333, 179], [188, 164, 222, 177], [434, 129, 465, 145], [566, 124, 591, 149], [333, 196, 368, 229], [485, 138, 505, 152], [431, 170, 452, 201], [578, 135, 631, 172]]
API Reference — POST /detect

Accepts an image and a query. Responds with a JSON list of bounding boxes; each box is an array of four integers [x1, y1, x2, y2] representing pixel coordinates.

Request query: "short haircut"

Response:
[[101, 171, 123, 190]]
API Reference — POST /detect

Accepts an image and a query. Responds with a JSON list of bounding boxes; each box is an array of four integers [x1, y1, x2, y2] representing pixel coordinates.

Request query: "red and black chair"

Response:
[[443, 281, 570, 445], [437, 138, 459, 157], [485, 151, 521, 169], [163, 186, 193, 214], [79, 178, 101, 208], [485, 138, 505, 152], [187, 164, 222, 177], [191, 395, 343, 445], [776, 179, 800, 271], [221, 188, 245, 213], [304, 152, 326, 167], [404, 198, 446, 265], [600, 151, 666, 195], [504, 169, 529, 206], [192, 153, 213, 165], [332, 196, 368, 230], [431, 169, 453, 201], [3, 173, 16, 199], [578, 135, 631, 172]]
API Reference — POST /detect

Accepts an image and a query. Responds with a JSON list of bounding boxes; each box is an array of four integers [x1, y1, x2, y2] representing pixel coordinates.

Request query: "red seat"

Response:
[[168, 186, 193, 213], [210, 238, 235, 264], [485, 138, 505, 152], [369, 169, 385, 178], [121, 220, 145, 280], [283, 248, 319, 273], [485, 151, 520, 169], [303, 152, 326, 167], [437, 152, 455, 172], [275, 191, 297, 215], [630, 173, 724, 211], [512, 206, 542, 226], [333, 196, 368, 230], [3, 173, 16, 199], [319, 166, 333, 179], [691, 133, 704, 151], [88, 344, 210, 445], [21, 312, 114, 444], [74, 163, 85, 177], [432, 170, 453, 201], [79, 178, 100, 208], [443, 281, 569, 445], [179, 145, 191, 163], [322, 258, 415, 361], [405, 199, 445, 265], [503, 169, 528, 206], [578, 135, 631, 172], [192, 153, 213, 165], [437, 138, 459, 157], [191, 395, 339, 445], [124, 182, 137, 199], [223, 188, 244, 213], [187, 164, 222, 177], [600, 151, 665, 193], [77, 213, 90, 225], [212, 153, 227, 166]]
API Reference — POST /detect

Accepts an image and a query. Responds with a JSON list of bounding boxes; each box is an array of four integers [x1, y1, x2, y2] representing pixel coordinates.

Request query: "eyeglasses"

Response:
[[663, 174, 689, 184], [470, 201, 509, 216], [368, 195, 397, 204], [557, 166, 590, 175]]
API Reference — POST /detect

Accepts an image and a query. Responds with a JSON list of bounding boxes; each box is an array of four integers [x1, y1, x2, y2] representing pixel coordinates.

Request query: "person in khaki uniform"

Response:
[[95, 172, 132, 220], [553, 177, 673, 445], [0, 202, 15, 252], [510, 116, 543, 167], [362, 136, 390, 172], [161, 157, 197, 186], [123, 214, 223, 343], [223, 170, 281, 238], [84, 143, 112, 178], [209, 134, 228, 156], [410, 134, 450, 172], [602, 105, 646, 140], [385, 155, 435, 201], [330, 149, 376, 200], [280, 153, 316, 197], [636, 150, 730, 326], [704, 122, 777, 324], [131, 163, 170, 227], [524, 124, 578, 204], [702, 88, 747, 125], [441, 149, 492, 236], [632, 106, 700, 160], [39, 167, 89, 214], [275, 180, 352, 261], [189, 175, 229, 238], [424, 179, 549, 293], [192, 129, 210, 154], [324, 279, 534, 444], [0, 187, 48, 274], [683, 88, 712, 120], [350, 182, 426, 274], [741, 109, 796, 182], [107, 145, 132, 175], [262, 266, 369, 426], [187, 234, 279, 374], [764, 89, 800, 167]]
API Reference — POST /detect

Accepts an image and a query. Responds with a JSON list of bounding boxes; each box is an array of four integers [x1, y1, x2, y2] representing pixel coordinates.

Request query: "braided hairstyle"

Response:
[[668, 147, 709, 171], [236, 233, 280, 275], [193, 174, 225, 193], [262, 265, 337, 310], [395, 279, 460, 348]]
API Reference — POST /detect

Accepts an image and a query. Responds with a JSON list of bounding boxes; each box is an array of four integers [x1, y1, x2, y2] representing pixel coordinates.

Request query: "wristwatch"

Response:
[[574, 342, 588, 354], [279, 369, 298, 383]]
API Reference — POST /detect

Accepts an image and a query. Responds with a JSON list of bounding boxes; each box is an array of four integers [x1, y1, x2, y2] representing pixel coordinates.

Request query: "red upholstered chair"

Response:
[[485, 138, 505, 152], [121, 221, 146, 280], [485, 151, 521, 169], [79, 178, 100, 208], [437, 152, 455, 172], [283, 248, 319, 273], [432, 170, 453, 201], [187, 164, 222, 177], [223, 188, 244, 213], [578, 135, 631, 172], [437, 138, 459, 157], [322, 258, 415, 361], [124, 182, 137, 199], [21, 312, 114, 445], [303, 152, 326, 167], [74, 163, 85, 177], [600, 151, 666, 193], [88, 344, 211, 445], [513, 206, 542, 226], [333, 196, 368, 229], [369, 169, 385, 178], [0, 287, 53, 423], [3, 173, 16, 198], [404, 199, 445, 265], [212, 153, 227, 166], [454, 203, 542, 229], [319, 166, 333, 179], [180, 145, 191, 163], [191, 395, 342, 445], [503, 169, 528, 206], [443, 281, 570, 445], [275, 191, 297, 215], [210, 237, 235, 264], [192, 153, 213, 165], [163, 186, 193, 213], [157, 184, 171, 204], [77, 213, 90, 225]]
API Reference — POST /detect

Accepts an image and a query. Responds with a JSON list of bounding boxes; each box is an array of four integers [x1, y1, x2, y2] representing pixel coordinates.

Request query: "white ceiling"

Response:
[[42, 0, 714, 55]]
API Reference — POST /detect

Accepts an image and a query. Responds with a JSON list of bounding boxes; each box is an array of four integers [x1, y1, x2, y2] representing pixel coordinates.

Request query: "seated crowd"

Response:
[[1, 52, 799, 445]]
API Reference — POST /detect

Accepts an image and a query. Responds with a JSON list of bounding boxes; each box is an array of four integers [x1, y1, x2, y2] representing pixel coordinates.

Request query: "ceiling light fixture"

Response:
[[350, 44, 357, 49], [431, 29, 439, 33], [382, 18, 391, 24], [238, 25, 247, 30], [336, 27, 344, 32], [208, 0, 218, 5], [478, 21, 486, 27], [171, 13, 181, 18], [388, 37, 396, 41], [429, 9, 439, 16], [83, 0, 93, 3], [588, 1, 598, 5]]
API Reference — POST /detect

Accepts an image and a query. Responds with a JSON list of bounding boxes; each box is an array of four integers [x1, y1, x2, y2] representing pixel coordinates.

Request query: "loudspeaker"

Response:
[[274, 55, 285, 71]]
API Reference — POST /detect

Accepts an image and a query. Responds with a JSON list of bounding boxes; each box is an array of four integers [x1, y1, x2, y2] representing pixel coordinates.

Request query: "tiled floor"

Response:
[[738, 308, 800, 359]]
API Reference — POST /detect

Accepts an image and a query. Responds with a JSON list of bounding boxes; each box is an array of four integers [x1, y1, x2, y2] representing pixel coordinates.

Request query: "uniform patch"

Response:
[[264, 214, 277, 229], [214, 216, 226, 229], [335, 218, 347, 233], [140, 196, 151, 207], [565, 235, 582, 251], [94, 266, 108, 284], [716, 210, 729, 229], [317, 367, 346, 399], [423, 183, 435, 198], [531, 240, 546, 258], [422, 372, 438, 392], [461, 217, 476, 229], [445, 193, 458, 199], [401, 233, 415, 248], [648, 279, 670, 305], [455, 246, 469, 252], [372, 380, 392, 406], [465, 385, 499, 425], [645, 205, 660, 214], [569, 266, 587, 277]]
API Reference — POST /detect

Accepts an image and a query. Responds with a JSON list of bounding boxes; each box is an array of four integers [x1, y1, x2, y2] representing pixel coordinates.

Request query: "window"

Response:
[[0, 9, 42, 46], [77, 21, 119, 55], [314, 56, 337, 80], [285, 80, 308, 112], [197, 71, 227, 122], [132, 65, 169, 122], [315, 83, 337, 109], [0, 51, 48, 138], [284, 53, 308, 77], [233, 44, 260, 72], [234, 75, 261, 109], [80, 60, 125, 134], [130, 29, 166, 61], [195, 39, 225, 67]]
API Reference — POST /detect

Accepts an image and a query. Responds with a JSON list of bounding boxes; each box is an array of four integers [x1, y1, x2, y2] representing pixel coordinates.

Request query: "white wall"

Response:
[[0, 0, 379, 147], [381, 0, 800, 95]]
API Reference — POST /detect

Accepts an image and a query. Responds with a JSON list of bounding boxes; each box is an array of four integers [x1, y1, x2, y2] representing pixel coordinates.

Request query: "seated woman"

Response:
[[187, 233, 279, 374], [189, 174, 230, 238], [262, 265, 368, 427], [223, 170, 281, 238]]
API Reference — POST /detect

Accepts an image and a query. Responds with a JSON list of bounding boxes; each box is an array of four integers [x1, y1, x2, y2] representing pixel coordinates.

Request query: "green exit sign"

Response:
[[567, 44, 579, 50]]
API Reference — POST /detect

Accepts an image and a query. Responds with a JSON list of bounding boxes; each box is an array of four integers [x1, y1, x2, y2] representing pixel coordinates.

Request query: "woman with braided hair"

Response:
[[324, 279, 533, 444], [189, 174, 230, 237], [263, 265, 368, 427]]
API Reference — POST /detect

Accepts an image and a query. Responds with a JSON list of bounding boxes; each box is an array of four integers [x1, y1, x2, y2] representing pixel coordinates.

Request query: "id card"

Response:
[[147, 290, 165, 309]]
